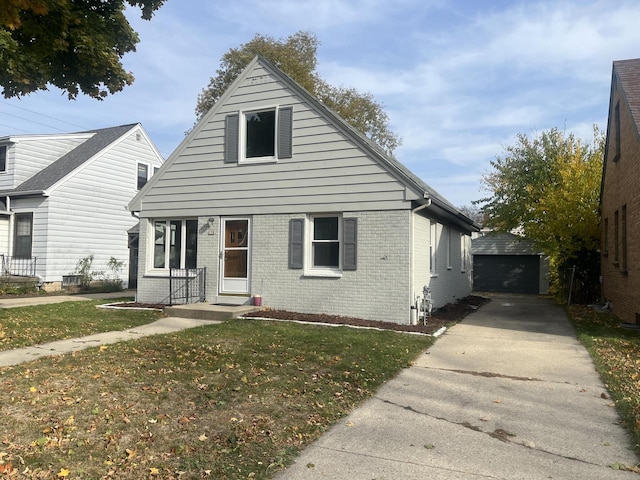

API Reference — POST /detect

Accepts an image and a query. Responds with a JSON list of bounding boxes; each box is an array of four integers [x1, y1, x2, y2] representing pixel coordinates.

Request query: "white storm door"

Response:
[[220, 218, 251, 294]]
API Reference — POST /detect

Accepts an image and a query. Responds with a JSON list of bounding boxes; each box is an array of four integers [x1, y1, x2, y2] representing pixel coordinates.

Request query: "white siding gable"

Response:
[[0, 135, 90, 191]]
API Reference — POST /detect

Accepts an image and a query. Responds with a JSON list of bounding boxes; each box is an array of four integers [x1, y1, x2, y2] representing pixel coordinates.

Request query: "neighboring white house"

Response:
[[129, 55, 479, 324], [0, 123, 164, 289]]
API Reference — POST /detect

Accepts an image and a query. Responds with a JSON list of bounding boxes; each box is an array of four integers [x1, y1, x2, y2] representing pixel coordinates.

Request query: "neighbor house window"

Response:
[[614, 210, 619, 265], [137, 163, 149, 190], [0, 145, 6, 173], [14, 212, 33, 258], [430, 221, 438, 275], [152, 219, 198, 270], [622, 205, 628, 272], [244, 109, 276, 160], [614, 101, 621, 162]]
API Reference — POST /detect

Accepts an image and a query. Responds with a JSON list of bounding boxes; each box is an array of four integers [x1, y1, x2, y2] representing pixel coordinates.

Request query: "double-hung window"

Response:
[[14, 212, 33, 258], [137, 163, 149, 190], [152, 219, 198, 271], [288, 215, 357, 275], [311, 215, 340, 270]]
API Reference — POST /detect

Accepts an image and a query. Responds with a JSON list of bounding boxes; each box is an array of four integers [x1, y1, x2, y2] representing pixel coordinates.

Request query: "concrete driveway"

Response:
[[276, 294, 639, 479]]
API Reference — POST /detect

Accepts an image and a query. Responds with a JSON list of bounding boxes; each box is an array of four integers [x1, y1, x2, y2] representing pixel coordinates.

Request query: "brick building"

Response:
[[601, 58, 640, 324]]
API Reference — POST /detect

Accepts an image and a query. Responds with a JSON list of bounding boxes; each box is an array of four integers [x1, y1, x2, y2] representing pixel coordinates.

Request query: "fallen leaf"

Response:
[[99, 345, 108, 352], [198, 434, 208, 442], [125, 448, 136, 460], [57, 468, 70, 477], [149, 467, 159, 475], [29, 387, 37, 393], [346, 421, 355, 427]]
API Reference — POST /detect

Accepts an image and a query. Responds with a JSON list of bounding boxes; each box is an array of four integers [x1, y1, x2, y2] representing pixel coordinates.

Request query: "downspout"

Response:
[[6, 196, 12, 258], [409, 196, 431, 324]]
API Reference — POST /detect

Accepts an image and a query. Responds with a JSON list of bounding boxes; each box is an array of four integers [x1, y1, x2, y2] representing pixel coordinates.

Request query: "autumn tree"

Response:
[[478, 127, 604, 298], [0, 0, 166, 99], [196, 31, 401, 154]]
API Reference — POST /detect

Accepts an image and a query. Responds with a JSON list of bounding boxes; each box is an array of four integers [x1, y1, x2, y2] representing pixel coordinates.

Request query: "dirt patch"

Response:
[[242, 295, 490, 335]]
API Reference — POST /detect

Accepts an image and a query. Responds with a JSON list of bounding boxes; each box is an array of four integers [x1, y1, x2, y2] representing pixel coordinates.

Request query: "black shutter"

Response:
[[289, 218, 304, 269], [278, 106, 293, 159], [343, 218, 357, 271], [224, 113, 239, 163]]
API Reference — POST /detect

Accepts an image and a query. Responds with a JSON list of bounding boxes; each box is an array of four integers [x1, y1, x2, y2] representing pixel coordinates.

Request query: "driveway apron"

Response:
[[277, 294, 639, 479]]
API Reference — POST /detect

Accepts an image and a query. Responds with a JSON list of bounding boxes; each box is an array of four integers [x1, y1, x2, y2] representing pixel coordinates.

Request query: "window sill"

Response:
[[239, 157, 277, 165], [303, 269, 343, 279], [430, 274, 439, 278], [447, 267, 452, 270]]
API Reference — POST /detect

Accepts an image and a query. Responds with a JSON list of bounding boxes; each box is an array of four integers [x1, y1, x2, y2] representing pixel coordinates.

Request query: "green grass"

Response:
[[0, 319, 433, 479], [568, 304, 640, 453], [0, 299, 162, 351]]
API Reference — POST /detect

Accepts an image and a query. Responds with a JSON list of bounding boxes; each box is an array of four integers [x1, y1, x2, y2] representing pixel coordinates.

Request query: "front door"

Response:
[[220, 218, 251, 294]]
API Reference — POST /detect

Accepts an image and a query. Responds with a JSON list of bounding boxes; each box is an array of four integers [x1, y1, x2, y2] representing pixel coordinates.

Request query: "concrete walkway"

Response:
[[277, 294, 639, 479], [0, 292, 216, 367]]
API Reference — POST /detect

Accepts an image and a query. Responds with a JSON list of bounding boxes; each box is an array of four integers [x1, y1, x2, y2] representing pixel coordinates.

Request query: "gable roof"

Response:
[[130, 55, 478, 232], [601, 58, 640, 206], [471, 231, 543, 256], [4, 124, 138, 195], [613, 58, 640, 135]]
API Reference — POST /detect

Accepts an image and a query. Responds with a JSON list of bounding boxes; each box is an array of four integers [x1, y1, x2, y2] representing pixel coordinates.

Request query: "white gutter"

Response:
[[409, 196, 432, 324]]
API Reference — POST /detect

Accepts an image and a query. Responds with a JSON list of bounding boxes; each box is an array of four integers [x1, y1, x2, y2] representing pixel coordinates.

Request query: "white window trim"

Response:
[[303, 214, 343, 278], [239, 105, 279, 165], [147, 219, 197, 275]]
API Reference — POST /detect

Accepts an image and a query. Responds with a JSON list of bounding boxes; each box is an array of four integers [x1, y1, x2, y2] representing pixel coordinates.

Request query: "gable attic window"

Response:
[[225, 106, 293, 164], [0, 145, 6, 172]]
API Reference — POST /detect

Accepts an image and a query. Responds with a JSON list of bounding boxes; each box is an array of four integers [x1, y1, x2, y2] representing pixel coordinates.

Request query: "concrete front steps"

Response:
[[164, 303, 261, 321]]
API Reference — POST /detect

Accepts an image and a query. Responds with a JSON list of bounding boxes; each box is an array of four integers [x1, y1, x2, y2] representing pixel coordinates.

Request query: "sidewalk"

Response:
[[0, 292, 216, 367], [276, 294, 639, 479]]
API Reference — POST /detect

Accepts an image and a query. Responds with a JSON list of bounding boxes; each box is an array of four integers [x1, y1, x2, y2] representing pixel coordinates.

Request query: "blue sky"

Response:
[[2, 0, 640, 207]]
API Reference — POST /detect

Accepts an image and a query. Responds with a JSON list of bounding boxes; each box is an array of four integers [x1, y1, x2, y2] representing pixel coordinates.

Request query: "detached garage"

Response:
[[472, 232, 549, 294]]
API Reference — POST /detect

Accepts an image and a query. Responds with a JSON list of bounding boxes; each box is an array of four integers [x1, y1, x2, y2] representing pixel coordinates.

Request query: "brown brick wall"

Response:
[[601, 78, 640, 324]]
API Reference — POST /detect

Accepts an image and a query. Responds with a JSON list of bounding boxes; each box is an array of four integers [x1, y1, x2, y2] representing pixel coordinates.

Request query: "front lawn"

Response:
[[0, 299, 162, 351], [568, 304, 640, 452], [0, 319, 433, 479]]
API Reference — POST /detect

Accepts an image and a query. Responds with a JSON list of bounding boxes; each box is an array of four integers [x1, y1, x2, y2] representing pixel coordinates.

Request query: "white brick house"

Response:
[[129, 56, 478, 324]]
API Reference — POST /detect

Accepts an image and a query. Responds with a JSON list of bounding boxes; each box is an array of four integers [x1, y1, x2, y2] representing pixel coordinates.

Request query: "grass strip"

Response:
[[0, 319, 433, 479], [568, 304, 640, 453], [0, 299, 161, 351]]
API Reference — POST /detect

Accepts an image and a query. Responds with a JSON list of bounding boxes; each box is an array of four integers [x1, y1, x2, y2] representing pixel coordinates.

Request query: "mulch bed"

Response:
[[110, 295, 490, 335], [242, 295, 490, 335]]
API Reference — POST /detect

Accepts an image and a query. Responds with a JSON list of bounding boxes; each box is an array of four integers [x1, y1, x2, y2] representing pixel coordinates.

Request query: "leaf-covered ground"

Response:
[[0, 299, 162, 351], [0, 320, 433, 479], [568, 304, 640, 452]]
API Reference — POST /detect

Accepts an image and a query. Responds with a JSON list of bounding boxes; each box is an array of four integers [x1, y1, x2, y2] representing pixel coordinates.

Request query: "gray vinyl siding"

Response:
[[42, 129, 163, 283], [0, 136, 89, 191], [136, 64, 411, 218]]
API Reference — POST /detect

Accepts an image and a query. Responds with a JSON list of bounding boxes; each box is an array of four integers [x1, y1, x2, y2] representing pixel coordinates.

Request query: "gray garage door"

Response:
[[473, 255, 540, 294]]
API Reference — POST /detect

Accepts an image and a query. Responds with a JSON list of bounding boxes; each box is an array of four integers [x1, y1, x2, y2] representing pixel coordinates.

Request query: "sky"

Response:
[[2, 0, 640, 208]]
